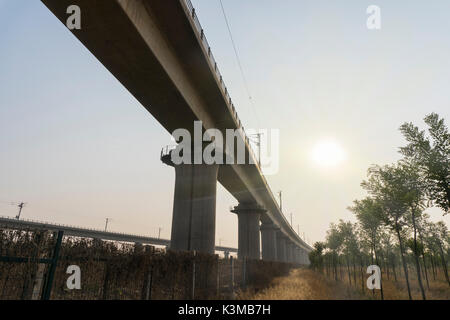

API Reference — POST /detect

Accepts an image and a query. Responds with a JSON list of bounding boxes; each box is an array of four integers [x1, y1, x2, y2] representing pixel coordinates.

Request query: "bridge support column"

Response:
[[286, 242, 293, 263], [260, 222, 278, 261], [231, 203, 265, 260], [276, 232, 287, 262], [300, 249, 306, 265], [168, 162, 219, 254], [294, 247, 300, 264], [290, 243, 296, 263]]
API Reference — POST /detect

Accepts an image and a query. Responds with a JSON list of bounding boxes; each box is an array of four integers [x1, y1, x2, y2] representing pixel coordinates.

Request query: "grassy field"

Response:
[[240, 268, 450, 300]]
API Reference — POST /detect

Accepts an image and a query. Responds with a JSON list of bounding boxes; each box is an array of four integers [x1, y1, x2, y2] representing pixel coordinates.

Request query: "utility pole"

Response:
[[277, 191, 282, 212], [249, 132, 264, 167], [297, 224, 300, 235], [15, 202, 26, 220], [104, 218, 111, 232], [290, 213, 293, 227], [158, 227, 162, 239]]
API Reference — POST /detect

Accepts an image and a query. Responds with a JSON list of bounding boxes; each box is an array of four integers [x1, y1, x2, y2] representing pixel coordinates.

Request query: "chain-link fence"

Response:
[[0, 227, 292, 300]]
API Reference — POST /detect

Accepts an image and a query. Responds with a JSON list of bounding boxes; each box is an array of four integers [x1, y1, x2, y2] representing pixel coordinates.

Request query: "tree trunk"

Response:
[[396, 226, 412, 300], [418, 236, 430, 289], [438, 242, 450, 286], [333, 252, 338, 282], [430, 253, 436, 280], [359, 256, 365, 293], [382, 251, 390, 280], [392, 259, 397, 282], [411, 211, 426, 300], [346, 255, 352, 286], [373, 244, 384, 300]]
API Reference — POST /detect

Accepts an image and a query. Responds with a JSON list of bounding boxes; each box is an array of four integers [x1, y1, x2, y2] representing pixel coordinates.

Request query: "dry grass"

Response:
[[370, 272, 450, 300], [240, 268, 366, 300], [241, 267, 450, 300], [327, 266, 450, 300]]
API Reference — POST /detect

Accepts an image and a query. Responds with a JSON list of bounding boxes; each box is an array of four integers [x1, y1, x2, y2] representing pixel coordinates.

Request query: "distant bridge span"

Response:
[[41, 0, 311, 264], [0, 216, 237, 254]]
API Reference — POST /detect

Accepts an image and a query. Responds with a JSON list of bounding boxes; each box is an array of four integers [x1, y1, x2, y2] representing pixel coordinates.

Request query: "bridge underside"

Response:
[[41, 0, 311, 259]]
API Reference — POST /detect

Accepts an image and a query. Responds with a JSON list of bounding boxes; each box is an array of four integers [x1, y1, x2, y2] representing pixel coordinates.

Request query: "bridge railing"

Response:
[[0, 215, 161, 241], [181, 0, 265, 179], [181, 0, 254, 153]]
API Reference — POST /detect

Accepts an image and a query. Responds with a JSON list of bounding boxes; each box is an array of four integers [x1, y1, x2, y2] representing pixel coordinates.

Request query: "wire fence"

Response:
[[0, 227, 292, 300]]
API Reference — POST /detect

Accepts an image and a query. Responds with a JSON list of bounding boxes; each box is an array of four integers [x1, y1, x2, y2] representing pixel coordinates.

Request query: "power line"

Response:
[[218, 0, 260, 128], [0, 200, 19, 205]]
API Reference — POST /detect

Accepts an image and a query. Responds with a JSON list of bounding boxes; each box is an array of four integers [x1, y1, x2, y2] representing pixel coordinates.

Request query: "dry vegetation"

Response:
[[0, 228, 292, 300], [242, 267, 450, 300], [240, 268, 365, 300]]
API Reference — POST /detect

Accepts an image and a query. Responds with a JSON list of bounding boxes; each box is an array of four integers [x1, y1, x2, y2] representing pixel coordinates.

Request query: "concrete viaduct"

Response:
[[41, 0, 312, 265]]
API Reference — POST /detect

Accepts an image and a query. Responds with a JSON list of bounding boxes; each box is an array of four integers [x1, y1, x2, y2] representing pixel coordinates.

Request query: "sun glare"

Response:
[[311, 139, 347, 168]]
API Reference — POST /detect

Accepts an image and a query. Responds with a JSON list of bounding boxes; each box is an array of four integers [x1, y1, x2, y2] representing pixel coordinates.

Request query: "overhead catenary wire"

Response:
[[218, 0, 261, 129], [0, 200, 18, 205]]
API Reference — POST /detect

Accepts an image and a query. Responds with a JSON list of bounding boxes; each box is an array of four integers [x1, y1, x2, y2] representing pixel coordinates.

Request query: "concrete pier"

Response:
[[296, 248, 301, 264], [304, 249, 310, 265], [261, 222, 278, 261], [231, 203, 266, 260], [286, 242, 293, 263], [168, 163, 219, 254], [293, 247, 298, 264], [276, 232, 287, 262]]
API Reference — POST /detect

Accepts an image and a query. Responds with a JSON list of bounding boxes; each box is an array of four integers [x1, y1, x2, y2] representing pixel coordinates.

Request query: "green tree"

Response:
[[399, 160, 428, 299], [428, 221, 450, 286], [309, 242, 325, 272], [348, 198, 385, 299], [326, 223, 344, 281], [400, 113, 450, 214], [362, 164, 413, 299]]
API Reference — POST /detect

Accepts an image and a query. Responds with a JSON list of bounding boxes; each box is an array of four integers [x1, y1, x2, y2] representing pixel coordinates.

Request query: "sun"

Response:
[[310, 139, 347, 168]]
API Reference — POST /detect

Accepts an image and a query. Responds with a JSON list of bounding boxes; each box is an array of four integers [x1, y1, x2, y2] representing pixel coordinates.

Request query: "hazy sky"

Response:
[[0, 0, 449, 248]]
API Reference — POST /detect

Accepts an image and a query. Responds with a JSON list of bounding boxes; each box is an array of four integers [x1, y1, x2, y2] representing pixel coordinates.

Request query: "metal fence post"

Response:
[[230, 256, 234, 298], [31, 231, 50, 300], [41, 230, 64, 300], [242, 257, 247, 289], [216, 256, 220, 298], [142, 264, 154, 300], [102, 262, 112, 300], [191, 251, 196, 300]]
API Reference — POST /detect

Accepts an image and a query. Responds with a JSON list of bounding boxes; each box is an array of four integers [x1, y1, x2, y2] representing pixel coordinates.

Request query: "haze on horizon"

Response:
[[0, 0, 449, 248]]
